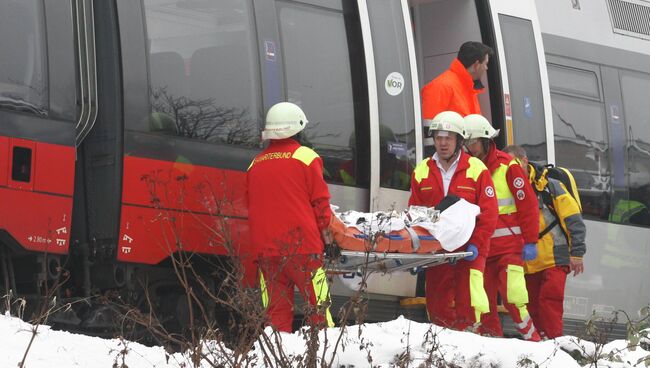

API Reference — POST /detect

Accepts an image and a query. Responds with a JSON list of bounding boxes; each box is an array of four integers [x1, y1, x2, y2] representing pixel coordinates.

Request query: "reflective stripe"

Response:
[[506, 264, 529, 307], [491, 226, 522, 238], [466, 157, 487, 181], [522, 324, 538, 340], [498, 198, 515, 207], [260, 270, 269, 309], [292, 146, 319, 165], [311, 267, 334, 328], [516, 315, 531, 330], [469, 269, 489, 322], [414, 158, 430, 184]]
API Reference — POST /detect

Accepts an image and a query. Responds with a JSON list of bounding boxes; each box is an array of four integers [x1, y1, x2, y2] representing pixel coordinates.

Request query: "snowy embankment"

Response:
[[1, 313, 647, 367]]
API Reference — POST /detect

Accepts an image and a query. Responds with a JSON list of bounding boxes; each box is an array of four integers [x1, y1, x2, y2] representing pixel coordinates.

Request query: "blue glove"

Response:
[[464, 244, 478, 261], [522, 243, 538, 261]]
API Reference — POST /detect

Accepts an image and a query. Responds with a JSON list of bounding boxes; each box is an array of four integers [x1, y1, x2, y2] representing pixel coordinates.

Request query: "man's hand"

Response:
[[522, 243, 538, 261], [570, 257, 584, 276]]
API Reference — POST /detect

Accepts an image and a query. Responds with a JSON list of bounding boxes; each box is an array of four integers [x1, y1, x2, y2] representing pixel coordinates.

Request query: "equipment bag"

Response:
[[545, 164, 582, 212]]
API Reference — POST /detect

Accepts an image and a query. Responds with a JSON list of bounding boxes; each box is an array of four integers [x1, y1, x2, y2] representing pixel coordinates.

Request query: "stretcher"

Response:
[[326, 249, 472, 275]]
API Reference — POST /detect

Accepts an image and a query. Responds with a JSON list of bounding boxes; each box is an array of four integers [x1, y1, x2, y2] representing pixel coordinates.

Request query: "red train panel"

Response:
[[119, 156, 254, 266], [0, 137, 74, 254]]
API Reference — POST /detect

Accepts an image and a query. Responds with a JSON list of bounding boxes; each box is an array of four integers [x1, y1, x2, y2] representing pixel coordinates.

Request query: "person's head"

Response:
[[503, 144, 529, 175], [262, 102, 308, 140], [429, 111, 466, 163], [463, 114, 499, 161], [457, 41, 493, 80]]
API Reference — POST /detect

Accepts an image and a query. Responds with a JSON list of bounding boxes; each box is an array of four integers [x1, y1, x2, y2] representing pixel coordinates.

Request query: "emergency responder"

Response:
[[409, 111, 498, 331], [464, 115, 541, 341], [247, 102, 334, 332], [421, 41, 493, 120], [504, 144, 586, 339]]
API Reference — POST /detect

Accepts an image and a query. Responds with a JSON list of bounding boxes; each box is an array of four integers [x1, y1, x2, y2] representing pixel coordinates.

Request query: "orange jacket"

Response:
[[421, 58, 483, 119], [482, 142, 539, 257], [247, 139, 331, 257], [408, 151, 498, 258]]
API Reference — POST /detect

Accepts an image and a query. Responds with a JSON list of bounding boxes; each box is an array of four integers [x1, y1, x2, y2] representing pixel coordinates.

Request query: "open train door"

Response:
[[0, 1, 92, 262], [485, 0, 554, 162]]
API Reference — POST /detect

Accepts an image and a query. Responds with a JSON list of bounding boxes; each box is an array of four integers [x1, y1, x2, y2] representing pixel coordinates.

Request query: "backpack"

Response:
[[544, 164, 582, 212], [536, 164, 582, 240]]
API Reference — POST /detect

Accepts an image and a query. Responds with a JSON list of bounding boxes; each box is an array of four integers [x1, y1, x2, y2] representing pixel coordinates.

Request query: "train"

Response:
[[0, 0, 648, 338]]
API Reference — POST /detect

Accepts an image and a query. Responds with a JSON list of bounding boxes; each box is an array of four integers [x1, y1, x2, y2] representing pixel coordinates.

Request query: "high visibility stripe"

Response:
[[522, 324, 538, 340], [414, 158, 430, 184], [311, 267, 334, 328], [506, 264, 529, 309], [469, 269, 489, 323], [292, 146, 319, 165], [466, 157, 486, 181], [491, 226, 521, 238], [340, 169, 356, 185], [260, 271, 269, 309], [516, 315, 531, 330], [492, 162, 517, 215]]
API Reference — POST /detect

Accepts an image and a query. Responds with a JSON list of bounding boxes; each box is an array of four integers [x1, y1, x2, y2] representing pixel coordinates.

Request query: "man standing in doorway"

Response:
[[421, 41, 493, 120], [409, 111, 498, 331], [247, 102, 334, 332], [464, 114, 541, 341]]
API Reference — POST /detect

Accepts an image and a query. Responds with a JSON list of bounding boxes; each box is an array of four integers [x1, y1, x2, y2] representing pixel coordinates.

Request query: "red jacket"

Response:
[[482, 142, 539, 257], [421, 58, 483, 119], [247, 139, 331, 257], [408, 151, 498, 257]]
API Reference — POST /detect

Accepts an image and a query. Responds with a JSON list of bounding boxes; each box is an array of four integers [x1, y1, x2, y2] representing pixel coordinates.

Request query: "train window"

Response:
[[143, 0, 261, 147], [550, 93, 610, 220], [277, 1, 369, 187], [548, 64, 600, 100], [367, 0, 416, 190], [499, 15, 546, 162], [613, 71, 650, 226], [0, 0, 48, 116]]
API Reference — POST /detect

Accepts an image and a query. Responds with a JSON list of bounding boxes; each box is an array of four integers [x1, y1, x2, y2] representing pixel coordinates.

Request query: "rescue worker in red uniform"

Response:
[[247, 102, 334, 332], [504, 145, 587, 339], [421, 42, 493, 120], [409, 111, 498, 331], [463, 115, 541, 341]]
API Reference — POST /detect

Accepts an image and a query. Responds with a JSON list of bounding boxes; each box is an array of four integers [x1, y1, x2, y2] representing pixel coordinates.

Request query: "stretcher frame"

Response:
[[326, 250, 472, 275]]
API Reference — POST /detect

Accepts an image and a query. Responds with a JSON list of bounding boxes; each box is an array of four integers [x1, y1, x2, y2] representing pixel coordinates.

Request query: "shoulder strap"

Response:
[[537, 187, 570, 243]]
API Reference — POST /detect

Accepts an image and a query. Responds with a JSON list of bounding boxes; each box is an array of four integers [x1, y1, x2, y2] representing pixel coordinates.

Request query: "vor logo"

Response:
[[385, 72, 404, 96]]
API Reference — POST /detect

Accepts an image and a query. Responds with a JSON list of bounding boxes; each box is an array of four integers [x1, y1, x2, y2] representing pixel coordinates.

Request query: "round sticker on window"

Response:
[[385, 72, 404, 96]]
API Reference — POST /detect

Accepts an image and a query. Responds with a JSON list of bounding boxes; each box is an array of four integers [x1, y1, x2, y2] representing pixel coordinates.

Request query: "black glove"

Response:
[[324, 243, 341, 259]]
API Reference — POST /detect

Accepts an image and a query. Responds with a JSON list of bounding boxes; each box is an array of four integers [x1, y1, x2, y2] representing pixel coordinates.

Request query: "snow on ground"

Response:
[[1, 313, 648, 367]]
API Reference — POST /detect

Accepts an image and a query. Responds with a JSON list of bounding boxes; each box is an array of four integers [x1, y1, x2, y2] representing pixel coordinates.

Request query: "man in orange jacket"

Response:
[[409, 111, 498, 331], [247, 102, 334, 332], [421, 41, 493, 120], [464, 115, 541, 341]]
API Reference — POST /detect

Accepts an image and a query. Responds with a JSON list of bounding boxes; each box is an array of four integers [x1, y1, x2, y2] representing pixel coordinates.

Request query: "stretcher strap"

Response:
[[404, 226, 421, 252]]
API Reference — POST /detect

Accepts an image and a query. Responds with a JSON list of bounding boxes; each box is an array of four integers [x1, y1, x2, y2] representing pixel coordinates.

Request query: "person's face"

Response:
[[464, 138, 485, 158], [433, 131, 458, 161], [470, 54, 489, 80]]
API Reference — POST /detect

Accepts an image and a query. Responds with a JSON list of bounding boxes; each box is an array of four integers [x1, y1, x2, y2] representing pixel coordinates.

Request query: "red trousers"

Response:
[[525, 266, 569, 338], [258, 254, 332, 332], [425, 256, 488, 331], [480, 253, 540, 341]]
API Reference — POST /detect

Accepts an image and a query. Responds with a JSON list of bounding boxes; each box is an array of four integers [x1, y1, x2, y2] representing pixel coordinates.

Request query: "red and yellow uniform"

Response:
[[479, 142, 541, 340], [409, 151, 498, 330], [526, 176, 586, 338], [248, 138, 333, 332], [421, 59, 483, 120]]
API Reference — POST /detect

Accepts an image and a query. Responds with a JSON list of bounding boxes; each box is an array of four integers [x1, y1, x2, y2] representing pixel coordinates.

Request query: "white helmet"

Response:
[[463, 114, 499, 139], [428, 111, 466, 138], [262, 102, 308, 140]]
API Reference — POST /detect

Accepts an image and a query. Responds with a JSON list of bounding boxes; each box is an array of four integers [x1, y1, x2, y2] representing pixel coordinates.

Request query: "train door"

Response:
[[484, 0, 553, 161], [0, 1, 81, 261]]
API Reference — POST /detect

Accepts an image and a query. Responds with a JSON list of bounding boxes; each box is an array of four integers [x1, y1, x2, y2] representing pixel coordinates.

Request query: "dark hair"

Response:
[[457, 42, 494, 68]]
